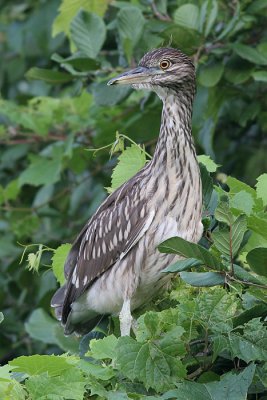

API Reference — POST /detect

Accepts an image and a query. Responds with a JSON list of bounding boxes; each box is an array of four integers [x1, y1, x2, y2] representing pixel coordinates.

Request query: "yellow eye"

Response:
[[160, 59, 170, 70]]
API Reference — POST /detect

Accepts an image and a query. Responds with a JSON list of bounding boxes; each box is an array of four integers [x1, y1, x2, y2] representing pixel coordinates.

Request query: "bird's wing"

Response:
[[60, 177, 154, 323]]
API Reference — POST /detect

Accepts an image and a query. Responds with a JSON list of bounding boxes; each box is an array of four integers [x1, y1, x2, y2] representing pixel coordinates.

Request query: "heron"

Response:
[[51, 48, 203, 337]]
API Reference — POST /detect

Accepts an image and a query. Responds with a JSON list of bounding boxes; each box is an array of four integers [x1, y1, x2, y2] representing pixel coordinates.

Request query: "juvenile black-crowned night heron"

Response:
[[51, 48, 203, 336]]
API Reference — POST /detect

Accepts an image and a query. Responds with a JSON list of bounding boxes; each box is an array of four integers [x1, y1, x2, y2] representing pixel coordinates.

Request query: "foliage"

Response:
[[0, 0, 267, 398]]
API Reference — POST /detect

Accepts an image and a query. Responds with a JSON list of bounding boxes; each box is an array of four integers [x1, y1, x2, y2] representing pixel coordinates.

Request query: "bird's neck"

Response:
[[151, 90, 197, 174]]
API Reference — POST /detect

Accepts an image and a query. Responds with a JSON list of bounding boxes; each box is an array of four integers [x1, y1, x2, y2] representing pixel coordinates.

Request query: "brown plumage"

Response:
[[51, 48, 203, 336]]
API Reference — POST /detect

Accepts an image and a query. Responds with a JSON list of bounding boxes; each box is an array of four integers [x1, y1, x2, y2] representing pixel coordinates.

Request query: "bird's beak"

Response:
[[107, 66, 152, 86]]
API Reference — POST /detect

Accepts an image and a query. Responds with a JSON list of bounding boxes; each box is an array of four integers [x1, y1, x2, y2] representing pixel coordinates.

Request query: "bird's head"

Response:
[[107, 48, 195, 97]]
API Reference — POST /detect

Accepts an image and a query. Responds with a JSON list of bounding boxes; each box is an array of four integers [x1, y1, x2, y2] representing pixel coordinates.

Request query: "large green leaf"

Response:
[[247, 247, 267, 277], [164, 364, 255, 400], [163, 258, 203, 273], [158, 236, 222, 270], [117, 6, 145, 62], [116, 330, 186, 392], [19, 155, 62, 187], [70, 10, 106, 58], [180, 271, 225, 287], [198, 63, 224, 87], [9, 355, 75, 376], [25, 67, 74, 83], [173, 4, 200, 31], [229, 318, 267, 362], [232, 43, 267, 65]]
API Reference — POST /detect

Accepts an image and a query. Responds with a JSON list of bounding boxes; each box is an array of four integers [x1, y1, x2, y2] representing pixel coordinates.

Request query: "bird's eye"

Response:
[[160, 59, 170, 70]]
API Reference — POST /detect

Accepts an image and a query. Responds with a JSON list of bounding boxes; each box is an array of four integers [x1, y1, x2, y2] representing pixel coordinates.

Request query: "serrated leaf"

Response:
[[25, 68, 73, 83], [197, 155, 220, 172], [256, 173, 267, 206], [198, 63, 224, 87], [212, 229, 231, 257], [171, 364, 255, 400], [9, 355, 75, 376], [174, 4, 200, 31], [180, 271, 225, 287], [110, 145, 146, 192], [163, 258, 203, 273], [158, 236, 222, 270], [247, 247, 267, 277], [88, 335, 118, 360], [52, 243, 71, 285], [78, 360, 114, 380], [116, 335, 186, 392], [70, 10, 106, 58], [25, 368, 85, 400], [229, 318, 267, 362]]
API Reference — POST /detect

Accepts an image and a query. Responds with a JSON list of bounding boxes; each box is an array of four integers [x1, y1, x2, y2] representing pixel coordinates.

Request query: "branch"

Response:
[[151, 1, 171, 21]]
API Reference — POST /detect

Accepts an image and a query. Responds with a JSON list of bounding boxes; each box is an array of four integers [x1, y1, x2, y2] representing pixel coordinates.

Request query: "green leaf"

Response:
[[0, 312, 3, 324], [247, 247, 267, 277], [110, 145, 146, 192], [215, 200, 234, 225], [198, 63, 224, 87], [51, 53, 100, 72], [233, 264, 264, 285], [78, 360, 114, 380], [173, 4, 200, 31], [227, 176, 256, 199], [197, 155, 220, 172], [247, 215, 267, 239], [88, 335, 118, 360], [230, 190, 254, 215], [25, 308, 58, 344], [70, 10, 106, 58], [52, 243, 71, 285], [163, 258, 203, 273], [170, 364, 255, 399], [25, 68, 73, 83], [231, 214, 247, 256], [25, 368, 85, 400], [92, 81, 131, 106], [256, 173, 267, 206], [53, 0, 109, 37], [212, 229, 231, 257], [9, 355, 75, 376], [158, 236, 222, 270], [116, 333, 186, 392], [232, 43, 267, 65], [199, 163, 214, 208], [117, 6, 146, 62], [180, 271, 225, 287], [229, 318, 267, 362], [251, 70, 267, 82], [19, 155, 62, 187]]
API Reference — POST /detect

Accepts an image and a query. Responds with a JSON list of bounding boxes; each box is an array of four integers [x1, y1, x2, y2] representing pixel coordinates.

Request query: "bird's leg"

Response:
[[119, 298, 132, 336]]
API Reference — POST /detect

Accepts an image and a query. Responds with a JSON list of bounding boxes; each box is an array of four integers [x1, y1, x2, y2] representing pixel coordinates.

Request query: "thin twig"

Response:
[[151, 1, 171, 21]]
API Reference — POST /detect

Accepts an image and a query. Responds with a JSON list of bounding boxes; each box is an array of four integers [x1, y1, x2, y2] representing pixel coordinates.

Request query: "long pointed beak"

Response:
[[107, 66, 151, 86]]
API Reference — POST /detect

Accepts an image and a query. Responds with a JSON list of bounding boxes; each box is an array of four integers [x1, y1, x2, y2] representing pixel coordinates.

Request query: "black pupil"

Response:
[[162, 61, 168, 68]]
